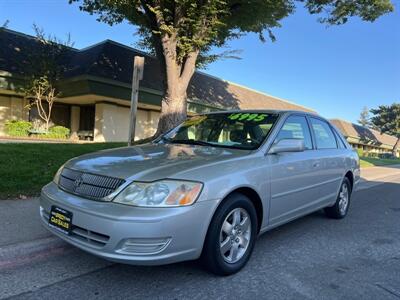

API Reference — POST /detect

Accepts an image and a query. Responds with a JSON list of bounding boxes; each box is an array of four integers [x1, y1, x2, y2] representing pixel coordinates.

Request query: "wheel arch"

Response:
[[344, 170, 354, 192], [218, 186, 264, 233]]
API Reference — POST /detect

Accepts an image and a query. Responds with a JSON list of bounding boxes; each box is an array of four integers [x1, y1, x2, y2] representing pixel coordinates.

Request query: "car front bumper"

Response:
[[39, 182, 220, 265]]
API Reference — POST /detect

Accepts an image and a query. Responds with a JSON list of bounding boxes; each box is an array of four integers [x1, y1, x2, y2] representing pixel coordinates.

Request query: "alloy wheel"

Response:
[[219, 208, 251, 264], [338, 183, 349, 215]]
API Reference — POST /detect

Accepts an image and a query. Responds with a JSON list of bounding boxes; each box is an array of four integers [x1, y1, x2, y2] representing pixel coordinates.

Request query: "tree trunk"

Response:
[[392, 137, 400, 157], [155, 83, 188, 136], [154, 42, 198, 137], [45, 119, 50, 133]]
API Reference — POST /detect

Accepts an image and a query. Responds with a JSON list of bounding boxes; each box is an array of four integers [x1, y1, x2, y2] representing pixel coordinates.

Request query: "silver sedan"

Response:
[[40, 110, 360, 275]]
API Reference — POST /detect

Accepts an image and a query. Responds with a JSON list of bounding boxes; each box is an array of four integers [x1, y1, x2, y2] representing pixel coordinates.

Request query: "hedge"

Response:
[[5, 120, 33, 137]]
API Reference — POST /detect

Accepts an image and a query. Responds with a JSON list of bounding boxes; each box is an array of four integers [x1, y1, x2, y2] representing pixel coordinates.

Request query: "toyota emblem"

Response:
[[74, 176, 84, 189]]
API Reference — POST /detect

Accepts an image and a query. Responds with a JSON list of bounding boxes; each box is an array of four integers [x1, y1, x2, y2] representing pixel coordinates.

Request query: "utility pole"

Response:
[[128, 56, 144, 146]]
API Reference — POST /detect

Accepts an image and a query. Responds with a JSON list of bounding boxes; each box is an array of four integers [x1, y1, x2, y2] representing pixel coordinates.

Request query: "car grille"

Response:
[[59, 167, 125, 200], [41, 208, 110, 248], [71, 225, 110, 248]]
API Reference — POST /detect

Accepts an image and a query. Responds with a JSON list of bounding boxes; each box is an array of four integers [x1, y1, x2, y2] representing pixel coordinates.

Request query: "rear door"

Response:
[[308, 117, 345, 206]]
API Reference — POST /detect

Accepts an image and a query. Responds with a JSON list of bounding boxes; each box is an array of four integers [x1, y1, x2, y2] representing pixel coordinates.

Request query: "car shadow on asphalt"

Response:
[[93, 179, 400, 280], [93, 209, 339, 280]]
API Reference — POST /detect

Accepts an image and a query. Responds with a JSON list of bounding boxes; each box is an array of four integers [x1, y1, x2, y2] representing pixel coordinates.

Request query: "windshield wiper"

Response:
[[169, 139, 214, 147]]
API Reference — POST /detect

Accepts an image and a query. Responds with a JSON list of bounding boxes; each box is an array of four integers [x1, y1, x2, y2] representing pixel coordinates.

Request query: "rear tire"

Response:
[[324, 177, 352, 219], [202, 193, 258, 276]]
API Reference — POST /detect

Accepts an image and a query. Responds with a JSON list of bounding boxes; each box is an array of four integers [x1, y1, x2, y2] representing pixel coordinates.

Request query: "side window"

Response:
[[275, 115, 313, 150], [310, 118, 337, 149], [333, 128, 346, 149]]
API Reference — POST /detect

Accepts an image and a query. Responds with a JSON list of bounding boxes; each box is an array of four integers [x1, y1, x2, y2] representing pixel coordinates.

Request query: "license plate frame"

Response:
[[48, 206, 73, 235]]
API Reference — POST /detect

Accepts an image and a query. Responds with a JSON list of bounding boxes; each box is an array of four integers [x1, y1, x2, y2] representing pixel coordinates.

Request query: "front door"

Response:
[[268, 115, 320, 226]]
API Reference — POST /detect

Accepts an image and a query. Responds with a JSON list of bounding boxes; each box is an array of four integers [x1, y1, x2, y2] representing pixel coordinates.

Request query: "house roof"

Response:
[[330, 119, 398, 148], [0, 28, 314, 112]]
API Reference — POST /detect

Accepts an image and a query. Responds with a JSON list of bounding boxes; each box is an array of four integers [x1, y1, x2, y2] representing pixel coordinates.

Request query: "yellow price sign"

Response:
[[228, 113, 267, 122]]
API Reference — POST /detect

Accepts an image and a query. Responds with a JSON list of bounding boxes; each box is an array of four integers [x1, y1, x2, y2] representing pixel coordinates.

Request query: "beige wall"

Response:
[[0, 95, 29, 136], [70, 106, 80, 140], [94, 102, 160, 142]]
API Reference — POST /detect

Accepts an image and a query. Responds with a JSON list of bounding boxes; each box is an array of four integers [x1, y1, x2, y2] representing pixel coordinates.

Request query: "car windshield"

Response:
[[160, 112, 279, 150]]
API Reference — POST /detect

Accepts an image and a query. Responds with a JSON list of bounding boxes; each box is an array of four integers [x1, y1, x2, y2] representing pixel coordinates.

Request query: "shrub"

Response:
[[368, 152, 378, 158], [4, 120, 32, 137], [356, 148, 363, 157], [40, 126, 70, 139], [379, 153, 396, 159]]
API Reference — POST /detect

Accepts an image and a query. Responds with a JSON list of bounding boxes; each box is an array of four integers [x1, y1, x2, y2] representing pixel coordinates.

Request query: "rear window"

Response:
[[332, 128, 347, 149], [310, 118, 337, 149]]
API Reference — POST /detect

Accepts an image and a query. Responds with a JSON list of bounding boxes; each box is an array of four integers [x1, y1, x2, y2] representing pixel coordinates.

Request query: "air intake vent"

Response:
[[59, 167, 125, 200]]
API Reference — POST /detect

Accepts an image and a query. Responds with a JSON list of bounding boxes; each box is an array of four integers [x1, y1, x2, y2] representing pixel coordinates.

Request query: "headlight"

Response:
[[113, 180, 203, 207], [53, 165, 64, 184]]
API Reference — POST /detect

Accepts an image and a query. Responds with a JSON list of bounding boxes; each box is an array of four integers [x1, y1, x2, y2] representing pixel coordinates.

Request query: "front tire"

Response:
[[324, 177, 352, 219], [202, 193, 258, 276]]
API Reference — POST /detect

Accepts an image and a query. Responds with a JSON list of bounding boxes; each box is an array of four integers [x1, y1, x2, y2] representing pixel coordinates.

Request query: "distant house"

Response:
[[0, 28, 313, 142], [330, 119, 399, 156]]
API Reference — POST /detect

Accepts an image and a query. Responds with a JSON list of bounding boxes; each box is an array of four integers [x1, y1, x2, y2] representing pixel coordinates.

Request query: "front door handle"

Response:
[[313, 162, 320, 168]]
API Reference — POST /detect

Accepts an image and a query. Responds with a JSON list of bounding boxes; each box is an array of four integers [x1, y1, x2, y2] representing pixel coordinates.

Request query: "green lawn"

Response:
[[0, 142, 125, 199], [2, 142, 399, 199], [360, 156, 400, 168]]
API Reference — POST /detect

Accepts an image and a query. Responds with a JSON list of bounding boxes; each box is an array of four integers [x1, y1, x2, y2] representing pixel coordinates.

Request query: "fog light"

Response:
[[117, 238, 171, 255]]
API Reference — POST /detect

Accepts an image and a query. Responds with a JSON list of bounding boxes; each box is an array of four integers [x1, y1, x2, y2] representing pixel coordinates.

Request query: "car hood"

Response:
[[65, 143, 251, 181]]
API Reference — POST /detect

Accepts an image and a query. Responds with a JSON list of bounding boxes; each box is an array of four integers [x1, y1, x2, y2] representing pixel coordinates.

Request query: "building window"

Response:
[[79, 105, 95, 131]]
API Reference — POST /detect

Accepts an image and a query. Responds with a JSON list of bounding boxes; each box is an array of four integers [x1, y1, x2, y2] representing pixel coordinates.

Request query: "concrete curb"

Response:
[[360, 172, 400, 183], [360, 164, 400, 182], [0, 236, 71, 270], [360, 164, 400, 172], [360, 166, 400, 182], [357, 173, 400, 191]]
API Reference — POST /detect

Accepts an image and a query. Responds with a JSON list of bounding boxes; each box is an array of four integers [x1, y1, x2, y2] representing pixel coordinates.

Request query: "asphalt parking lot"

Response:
[[1, 176, 400, 300]]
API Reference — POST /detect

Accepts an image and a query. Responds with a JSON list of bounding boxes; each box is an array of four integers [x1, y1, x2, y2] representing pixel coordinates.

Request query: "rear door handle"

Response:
[[313, 162, 320, 168]]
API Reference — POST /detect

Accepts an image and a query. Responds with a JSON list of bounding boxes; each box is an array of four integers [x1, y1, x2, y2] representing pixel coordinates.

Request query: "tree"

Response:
[[70, 0, 394, 135], [25, 76, 56, 132], [370, 103, 400, 157], [1, 19, 10, 29], [22, 25, 74, 132], [358, 106, 371, 127]]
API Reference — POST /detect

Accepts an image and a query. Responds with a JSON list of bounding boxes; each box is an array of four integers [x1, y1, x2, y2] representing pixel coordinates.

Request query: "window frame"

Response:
[[273, 113, 315, 151], [307, 116, 339, 150], [330, 125, 351, 149], [331, 127, 345, 149]]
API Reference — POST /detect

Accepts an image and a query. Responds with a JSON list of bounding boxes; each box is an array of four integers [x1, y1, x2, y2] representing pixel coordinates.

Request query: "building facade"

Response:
[[0, 28, 313, 142], [1, 28, 399, 157], [330, 119, 399, 157]]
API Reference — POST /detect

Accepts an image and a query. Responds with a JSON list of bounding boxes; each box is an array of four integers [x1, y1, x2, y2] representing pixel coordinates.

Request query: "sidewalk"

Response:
[[359, 164, 400, 190], [360, 163, 400, 180], [0, 137, 90, 144], [0, 198, 68, 270], [0, 198, 51, 247]]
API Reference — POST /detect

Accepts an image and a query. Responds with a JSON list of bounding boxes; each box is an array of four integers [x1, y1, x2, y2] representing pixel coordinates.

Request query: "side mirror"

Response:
[[269, 139, 305, 154]]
